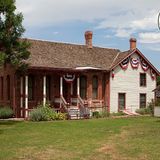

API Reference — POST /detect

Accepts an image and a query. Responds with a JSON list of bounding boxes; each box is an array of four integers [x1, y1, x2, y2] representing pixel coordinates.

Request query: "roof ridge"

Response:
[[110, 51, 120, 69], [25, 38, 119, 51]]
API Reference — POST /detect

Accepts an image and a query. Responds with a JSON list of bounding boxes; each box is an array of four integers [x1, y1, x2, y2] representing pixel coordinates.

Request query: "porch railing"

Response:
[[60, 95, 69, 112], [78, 96, 90, 118]]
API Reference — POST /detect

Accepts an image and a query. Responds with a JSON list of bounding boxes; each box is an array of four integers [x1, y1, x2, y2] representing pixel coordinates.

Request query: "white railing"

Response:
[[78, 96, 90, 117], [60, 95, 69, 112]]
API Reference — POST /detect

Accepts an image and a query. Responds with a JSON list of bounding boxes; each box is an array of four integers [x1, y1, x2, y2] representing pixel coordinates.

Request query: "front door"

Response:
[[118, 93, 126, 110], [63, 80, 71, 103]]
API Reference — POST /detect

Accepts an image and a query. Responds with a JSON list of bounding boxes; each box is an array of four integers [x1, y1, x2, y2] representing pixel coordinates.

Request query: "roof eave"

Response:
[[110, 48, 160, 76]]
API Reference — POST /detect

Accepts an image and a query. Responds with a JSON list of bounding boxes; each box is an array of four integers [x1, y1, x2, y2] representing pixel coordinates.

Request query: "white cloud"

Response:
[[139, 32, 160, 43], [131, 11, 157, 30], [16, 0, 160, 42], [148, 46, 160, 52], [16, 0, 160, 28], [115, 29, 133, 38], [53, 31, 59, 35], [97, 10, 158, 38]]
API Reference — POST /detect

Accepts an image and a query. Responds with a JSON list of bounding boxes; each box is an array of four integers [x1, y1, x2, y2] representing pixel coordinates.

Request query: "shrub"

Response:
[[29, 103, 67, 121], [29, 107, 46, 121], [29, 104, 56, 121], [111, 112, 126, 116], [147, 101, 154, 116], [0, 107, 13, 119], [100, 110, 110, 118], [155, 99, 160, 106], [92, 111, 101, 118], [54, 112, 67, 120], [136, 107, 151, 115]]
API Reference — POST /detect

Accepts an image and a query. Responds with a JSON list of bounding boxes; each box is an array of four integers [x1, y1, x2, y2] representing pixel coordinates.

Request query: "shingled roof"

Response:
[[26, 39, 131, 71]]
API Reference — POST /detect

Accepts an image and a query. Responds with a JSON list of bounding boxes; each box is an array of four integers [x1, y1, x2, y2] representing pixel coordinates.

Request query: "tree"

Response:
[[157, 76, 160, 86], [0, 0, 30, 71]]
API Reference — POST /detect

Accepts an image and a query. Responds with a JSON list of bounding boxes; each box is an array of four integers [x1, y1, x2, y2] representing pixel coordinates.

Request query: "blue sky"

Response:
[[16, 0, 160, 70]]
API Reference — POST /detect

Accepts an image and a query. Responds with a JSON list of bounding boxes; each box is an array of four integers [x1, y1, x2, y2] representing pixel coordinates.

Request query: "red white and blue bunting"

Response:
[[120, 57, 129, 70], [112, 55, 157, 81], [150, 69, 156, 80], [111, 70, 115, 78], [63, 74, 75, 83], [130, 57, 139, 69], [140, 58, 149, 71]]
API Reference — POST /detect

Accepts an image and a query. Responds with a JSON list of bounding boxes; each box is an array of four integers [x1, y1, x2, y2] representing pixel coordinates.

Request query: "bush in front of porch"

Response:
[[0, 106, 14, 119], [29, 104, 66, 121]]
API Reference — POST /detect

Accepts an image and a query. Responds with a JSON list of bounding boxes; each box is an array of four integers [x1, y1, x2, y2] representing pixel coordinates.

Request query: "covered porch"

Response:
[[16, 68, 110, 118]]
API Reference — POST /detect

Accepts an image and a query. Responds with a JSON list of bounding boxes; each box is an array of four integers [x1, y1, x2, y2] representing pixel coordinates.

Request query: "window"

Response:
[[140, 73, 146, 87], [80, 76, 87, 99], [118, 93, 126, 110], [46, 76, 51, 101], [28, 76, 34, 101], [140, 94, 146, 108], [92, 76, 98, 99], [7, 75, 10, 100], [0, 77, 3, 100]]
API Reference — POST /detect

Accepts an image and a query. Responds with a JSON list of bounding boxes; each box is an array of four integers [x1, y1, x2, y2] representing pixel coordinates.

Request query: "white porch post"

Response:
[[77, 77, 80, 96], [20, 77, 23, 117], [60, 76, 63, 96], [25, 75, 28, 118], [71, 82, 73, 95], [43, 76, 46, 106]]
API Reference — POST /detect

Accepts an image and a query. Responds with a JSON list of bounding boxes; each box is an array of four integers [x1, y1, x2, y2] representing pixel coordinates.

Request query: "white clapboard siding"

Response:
[[110, 53, 156, 113]]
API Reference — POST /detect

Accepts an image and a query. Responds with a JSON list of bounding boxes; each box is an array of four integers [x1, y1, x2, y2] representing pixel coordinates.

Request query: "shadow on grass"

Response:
[[0, 120, 22, 126]]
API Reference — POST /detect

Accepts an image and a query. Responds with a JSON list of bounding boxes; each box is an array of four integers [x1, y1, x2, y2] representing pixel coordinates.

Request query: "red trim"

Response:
[[111, 49, 160, 76], [118, 93, 126, 111]]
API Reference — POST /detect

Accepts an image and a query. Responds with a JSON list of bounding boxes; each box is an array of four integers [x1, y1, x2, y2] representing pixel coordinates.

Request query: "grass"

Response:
[[0, 117, 160, 160]]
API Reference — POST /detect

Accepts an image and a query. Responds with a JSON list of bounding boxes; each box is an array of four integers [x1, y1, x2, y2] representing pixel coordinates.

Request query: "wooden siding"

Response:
[[110, 53, 156, 113]]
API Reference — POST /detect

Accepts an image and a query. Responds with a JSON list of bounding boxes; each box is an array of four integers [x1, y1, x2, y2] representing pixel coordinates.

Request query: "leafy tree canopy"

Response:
[[157, 76, 160, 86], [0, 0, 30, 71]]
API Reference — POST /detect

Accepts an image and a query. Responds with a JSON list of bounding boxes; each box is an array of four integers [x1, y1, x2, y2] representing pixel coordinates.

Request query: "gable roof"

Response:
[[26, 39, 120, 71], [25, 39, 159, 75], [111, 48, 160, 75]]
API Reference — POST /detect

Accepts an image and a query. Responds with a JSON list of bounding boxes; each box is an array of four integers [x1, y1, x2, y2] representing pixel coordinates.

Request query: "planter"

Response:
[[154, 106, 160, 117]]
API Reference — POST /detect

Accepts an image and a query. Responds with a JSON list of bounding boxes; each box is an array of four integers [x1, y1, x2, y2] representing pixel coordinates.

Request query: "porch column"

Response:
[[25, 75, 28, 118], [60, 76, 63, 96], [43, 76, 46, 106], [20, 77, 23, 117], [71, 83, 73, 95], [77, 77, 80, 96]]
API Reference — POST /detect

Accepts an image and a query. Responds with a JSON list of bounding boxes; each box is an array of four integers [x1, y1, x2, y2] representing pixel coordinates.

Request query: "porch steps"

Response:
[[68, 106, 81, 120], [123, 109, 140, 116]]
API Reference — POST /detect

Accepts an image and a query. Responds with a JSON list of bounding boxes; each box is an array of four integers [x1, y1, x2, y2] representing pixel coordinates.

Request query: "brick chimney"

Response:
[[130, 38, 137, 50], [85, 31, 93, 48]]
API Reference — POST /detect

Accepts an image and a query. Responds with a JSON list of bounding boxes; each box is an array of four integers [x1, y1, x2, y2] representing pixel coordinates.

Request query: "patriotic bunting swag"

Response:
[[63, 74, 75, 83], [111, 70, 115, 78], [120, 58, 129, 70], [130, 57, 139, 68], [150, 69, 156, 80], [141, 59, 149, 71]]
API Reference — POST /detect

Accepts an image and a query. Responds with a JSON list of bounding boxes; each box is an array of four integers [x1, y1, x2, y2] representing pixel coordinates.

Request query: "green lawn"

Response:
[[0, 117, 160, 160]]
